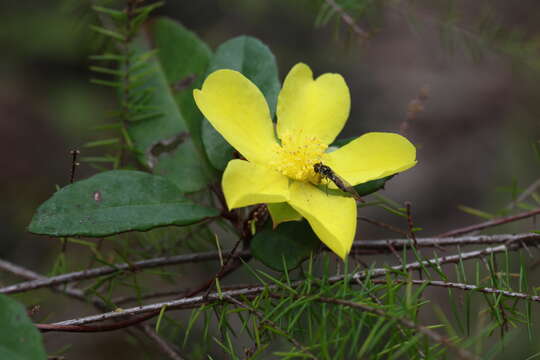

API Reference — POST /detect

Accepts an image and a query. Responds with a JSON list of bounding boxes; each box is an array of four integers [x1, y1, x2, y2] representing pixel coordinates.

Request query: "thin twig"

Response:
[[37, 312, 160, 333], [185, 205, 266, 297], [0, 250, 248, 294], [371, 279, 540, 303], [37, 233, 540, 328], [324, 0, 370, 40], [113, 289, 190, 305], [0, 258, 182, 359], [405, 201, 418, 247], [140, 324, 186, 360], [386, 240, 404, 265], [191, 238, 244, 298], [405, 201, 431, 280], [357, 216, 408, 236], [0, 259, 101, 307], [436, 208, 540, 238], [3, 233, 539, 295], [507, 178, 540, 210], [69, 149, 80, 184]]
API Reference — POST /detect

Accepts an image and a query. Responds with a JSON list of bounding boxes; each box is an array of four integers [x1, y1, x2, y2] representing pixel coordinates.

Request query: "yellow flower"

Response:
[[193, 63, 417, 259]]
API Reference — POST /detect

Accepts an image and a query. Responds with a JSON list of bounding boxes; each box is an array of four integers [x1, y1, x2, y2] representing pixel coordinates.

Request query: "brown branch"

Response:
[[507, 178, 540, 210], [405, 201, 418, 247], [357, 216, 408, 236], [36, 233, 540, 329], [335, 233, 540, 283], [185, 205, 265, 297], [0, 258, 182, 359], [113, 289, 190, 305], [141, 324, 185, 360], [36, 312, 158, 333], [0, 259, 102, 307], [185, 238, 245, 298], [69, 149, 80, 184], [324, 0, 370, 40], [436, 208, 540, 238], [371, 279, 540, 303], [385, 239, 404, 265], [3, 233, 540, 295], [0, 249, 248, 294]]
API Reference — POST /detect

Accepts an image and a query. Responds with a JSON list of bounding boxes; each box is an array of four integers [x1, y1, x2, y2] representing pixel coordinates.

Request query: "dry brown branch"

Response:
[[35, 233, 540, 329], [0, 259, 183, 359], [2, 233, 539, 295], [436, 208, 540, 237]]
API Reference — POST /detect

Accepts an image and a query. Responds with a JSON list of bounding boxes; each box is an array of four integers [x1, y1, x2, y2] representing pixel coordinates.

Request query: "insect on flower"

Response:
[[193, 62, 417, 258], [313, 162, 364, 202]]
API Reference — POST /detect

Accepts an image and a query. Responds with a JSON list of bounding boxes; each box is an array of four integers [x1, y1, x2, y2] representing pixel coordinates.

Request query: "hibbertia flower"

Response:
[[194, 63, 417, 259]]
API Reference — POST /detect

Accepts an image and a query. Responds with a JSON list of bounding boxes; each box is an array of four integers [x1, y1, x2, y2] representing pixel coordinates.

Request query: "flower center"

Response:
[[271, 130, 326, 182]]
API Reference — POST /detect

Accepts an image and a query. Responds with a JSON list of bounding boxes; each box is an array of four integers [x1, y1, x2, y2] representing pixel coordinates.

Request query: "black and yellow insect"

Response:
[[313, 162, 363, 202]]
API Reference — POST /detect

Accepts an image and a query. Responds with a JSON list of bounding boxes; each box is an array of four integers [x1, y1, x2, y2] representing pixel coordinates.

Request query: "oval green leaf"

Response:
[[201, 36, 280, 170], [28, 170, 219, 237], [251, 221, 321, 272], [125, 19, 216, 192], [151, 17, 212, 149], [0, 294, 47, 360]]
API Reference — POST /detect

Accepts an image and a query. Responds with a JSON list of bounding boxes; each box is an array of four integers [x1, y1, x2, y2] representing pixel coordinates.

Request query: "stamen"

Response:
[[270, 130, 326, 182]]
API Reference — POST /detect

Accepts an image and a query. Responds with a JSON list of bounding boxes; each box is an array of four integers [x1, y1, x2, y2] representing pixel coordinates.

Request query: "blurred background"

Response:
[[0, 0, 539, 358]]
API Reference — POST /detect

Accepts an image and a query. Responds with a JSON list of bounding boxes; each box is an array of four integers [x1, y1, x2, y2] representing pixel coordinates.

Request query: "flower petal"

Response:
[[276, 63, 350, 145], [288, 181, 356, 259], [193, 70, 277, 165], [323, 132, 417, 186], [267, 202, 303, 228], [223, 160, 290, 209]]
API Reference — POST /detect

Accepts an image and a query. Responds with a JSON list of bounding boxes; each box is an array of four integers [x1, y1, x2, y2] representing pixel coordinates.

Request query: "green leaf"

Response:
[[151, 17, 212, 148], [125, 20, 215, 192], [251, 221, 320, 272], [0, 294, 47, 360], [354, 175, 394, 196], [201, 36, 280, 170], [315, 175, 394, 198], [28, 170, 219, 237], [267, 202, 303, 228], [201, 120, 235, 171], [152, 139, 216, 192], [331, 136, 356, 148]]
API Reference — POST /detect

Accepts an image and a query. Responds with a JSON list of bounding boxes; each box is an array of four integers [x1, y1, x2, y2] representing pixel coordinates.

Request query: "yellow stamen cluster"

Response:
[[271, 130, 326, 182]]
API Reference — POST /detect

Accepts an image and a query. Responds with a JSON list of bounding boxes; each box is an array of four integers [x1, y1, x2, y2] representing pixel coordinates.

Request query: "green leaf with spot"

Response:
[[28, 170, 218, 237], [251, 221, 320, 272], [201, 36, 280, 170], [0, 294, 46, 360]]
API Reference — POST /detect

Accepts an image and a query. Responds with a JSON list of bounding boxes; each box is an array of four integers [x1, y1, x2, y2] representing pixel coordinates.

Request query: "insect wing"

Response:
[[329, 171, 364, 202]]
